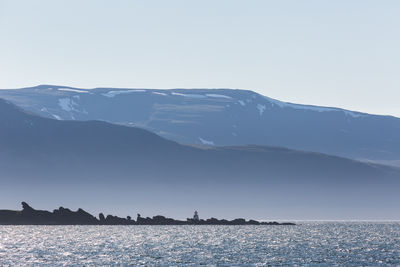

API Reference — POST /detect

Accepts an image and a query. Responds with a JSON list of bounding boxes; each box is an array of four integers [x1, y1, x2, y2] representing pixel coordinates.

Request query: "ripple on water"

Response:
[[0, 222, 399, 266]]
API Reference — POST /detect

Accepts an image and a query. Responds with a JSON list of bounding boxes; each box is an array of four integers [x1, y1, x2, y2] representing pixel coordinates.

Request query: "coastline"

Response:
[[0, 202, 295, 226]]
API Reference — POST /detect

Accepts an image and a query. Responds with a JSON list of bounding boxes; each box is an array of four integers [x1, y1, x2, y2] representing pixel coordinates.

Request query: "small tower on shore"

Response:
[[193, 210, 199, 221]]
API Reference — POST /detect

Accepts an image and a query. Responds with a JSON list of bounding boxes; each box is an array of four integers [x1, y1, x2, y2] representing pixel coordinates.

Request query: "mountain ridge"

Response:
[[1, 85, 399, 161], [4, 84, 380, 117], [0, 98, 399, 219]]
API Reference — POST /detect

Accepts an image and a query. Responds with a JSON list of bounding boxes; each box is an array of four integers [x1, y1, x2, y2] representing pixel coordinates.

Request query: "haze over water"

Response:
[[1, 222, 399, 266]]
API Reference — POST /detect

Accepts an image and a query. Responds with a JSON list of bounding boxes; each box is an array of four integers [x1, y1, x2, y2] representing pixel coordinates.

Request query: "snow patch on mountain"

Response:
[[40, 107, 63, 120], [59, 98, 76, 112], [206, 94, 232, 99], [102, 90, 146, 98], [257, 104, 266, 115], [58, 98, 88, 115], [51, 114, 62, 120], [263, 96, 365, 118], [342, 111, 364, 118], [199, 137, 214, 145], [58, 88, 89, 94], [152, 92, 167, 96], [171, 92, 206, 99], [238, 100, 246, 106]]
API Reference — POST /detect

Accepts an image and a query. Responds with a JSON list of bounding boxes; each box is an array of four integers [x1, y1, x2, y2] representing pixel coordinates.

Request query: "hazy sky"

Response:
[[1, 0, 399, 116]]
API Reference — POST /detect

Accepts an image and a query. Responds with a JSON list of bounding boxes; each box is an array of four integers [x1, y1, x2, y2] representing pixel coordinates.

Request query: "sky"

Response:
[[0, 0, 399, 116]]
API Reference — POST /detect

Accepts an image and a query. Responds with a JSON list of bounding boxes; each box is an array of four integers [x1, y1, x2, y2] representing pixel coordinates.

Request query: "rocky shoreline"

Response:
[[0, 202, 295, 226]]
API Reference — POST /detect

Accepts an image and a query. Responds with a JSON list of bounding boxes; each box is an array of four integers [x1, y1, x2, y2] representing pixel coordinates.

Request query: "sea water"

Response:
[[0, 222, 399, 266]]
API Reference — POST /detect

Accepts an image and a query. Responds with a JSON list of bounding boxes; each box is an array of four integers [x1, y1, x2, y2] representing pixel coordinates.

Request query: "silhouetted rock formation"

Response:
[[0, 202, 295, 225], [0, 202, 99, 225]]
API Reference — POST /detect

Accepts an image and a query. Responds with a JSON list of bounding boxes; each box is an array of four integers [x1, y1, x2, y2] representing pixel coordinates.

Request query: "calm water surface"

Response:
[[0, 222, 399, 266]]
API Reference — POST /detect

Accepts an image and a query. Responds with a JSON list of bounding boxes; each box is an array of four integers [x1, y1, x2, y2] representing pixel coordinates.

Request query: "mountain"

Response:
[[0, 98, 399, 220], [1, 85, 399, 162]]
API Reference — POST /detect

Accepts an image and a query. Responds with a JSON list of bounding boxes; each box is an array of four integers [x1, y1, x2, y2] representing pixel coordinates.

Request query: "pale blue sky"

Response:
[[1, 0, 399, 116]]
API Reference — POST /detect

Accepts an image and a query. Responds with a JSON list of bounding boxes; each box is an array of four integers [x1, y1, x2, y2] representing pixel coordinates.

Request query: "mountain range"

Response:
[[0, 97, 399, 220], [0, 85, 399, 163]]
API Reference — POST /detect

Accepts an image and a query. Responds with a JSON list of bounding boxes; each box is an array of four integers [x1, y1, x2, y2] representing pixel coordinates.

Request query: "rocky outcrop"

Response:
[[0, 202, 99, 225], [0, 202, 295, 225]]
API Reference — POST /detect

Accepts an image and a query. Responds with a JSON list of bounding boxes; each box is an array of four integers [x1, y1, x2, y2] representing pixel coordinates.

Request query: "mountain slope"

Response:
[[0, 98, 399, 220], [1, 85, 399, 161]]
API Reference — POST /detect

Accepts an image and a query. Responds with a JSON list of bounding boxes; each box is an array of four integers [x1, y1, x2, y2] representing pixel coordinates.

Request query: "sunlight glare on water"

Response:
[[0, 222, 399, 266]]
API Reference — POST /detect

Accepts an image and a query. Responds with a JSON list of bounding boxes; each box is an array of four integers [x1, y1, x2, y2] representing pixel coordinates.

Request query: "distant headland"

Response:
[[0, 202, 295, 226]]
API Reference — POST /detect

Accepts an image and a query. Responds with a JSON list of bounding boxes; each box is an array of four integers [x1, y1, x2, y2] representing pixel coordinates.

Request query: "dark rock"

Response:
[[0, 202, 295, 226], [21, 202, 34, 212]]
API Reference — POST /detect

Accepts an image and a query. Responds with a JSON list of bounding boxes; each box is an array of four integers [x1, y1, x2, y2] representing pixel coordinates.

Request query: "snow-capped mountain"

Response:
[[1, 98, 399, 219], [1, 84, 399, 161]]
